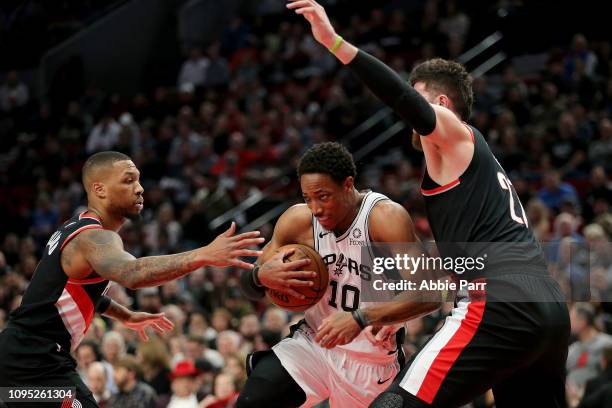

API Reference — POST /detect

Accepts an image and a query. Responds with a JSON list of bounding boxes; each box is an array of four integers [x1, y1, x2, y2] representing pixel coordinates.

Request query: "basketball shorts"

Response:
[[273, 321, 401, 408], [0, 324, 98, 408], [380, 273, 570, 408]]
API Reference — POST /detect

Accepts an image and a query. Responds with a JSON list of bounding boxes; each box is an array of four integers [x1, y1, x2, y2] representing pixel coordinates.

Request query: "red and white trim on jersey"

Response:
[[79, 211, 101, 222], [55, 284, 91, 351], [54, 282, 107, 351], [462, 122, 475, 144], [421, 179, 461, 196], [67, 276, 106, 285], [399, 298, 486, 404], [59, 224, 103, 251]]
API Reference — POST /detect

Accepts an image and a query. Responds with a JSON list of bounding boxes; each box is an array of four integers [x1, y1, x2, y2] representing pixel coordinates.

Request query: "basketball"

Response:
[[266, 244, 329, 312]]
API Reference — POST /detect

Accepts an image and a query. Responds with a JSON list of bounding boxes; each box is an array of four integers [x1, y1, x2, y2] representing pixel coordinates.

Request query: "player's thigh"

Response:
[[237, 350, 307, 408], [390, 300, 549, 406], [492, 346, 568, 408]]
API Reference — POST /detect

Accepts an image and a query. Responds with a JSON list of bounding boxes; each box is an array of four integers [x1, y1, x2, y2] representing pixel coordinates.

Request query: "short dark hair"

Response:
[[82, 151, 132, 186], [114, 355, 141, 376], [574, 303, 595, 327], [409, 58, 474, 121], [297, 142, 356, 183], [186, 334, 206, 346], [77, 339, 102, 360]]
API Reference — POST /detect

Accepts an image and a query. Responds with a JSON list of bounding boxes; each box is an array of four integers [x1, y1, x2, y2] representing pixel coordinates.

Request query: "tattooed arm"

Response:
[[72, 222, 264, 289]]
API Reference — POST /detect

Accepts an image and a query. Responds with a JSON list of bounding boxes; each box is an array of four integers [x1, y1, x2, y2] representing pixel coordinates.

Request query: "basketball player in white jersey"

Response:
[[238, 143, 440, 408]]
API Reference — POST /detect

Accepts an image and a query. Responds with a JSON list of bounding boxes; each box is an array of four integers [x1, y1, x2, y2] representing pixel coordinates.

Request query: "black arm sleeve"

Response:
[[96, 295, 112, 314], [239, 268, 266, 300], [347, 50, 437, 136]]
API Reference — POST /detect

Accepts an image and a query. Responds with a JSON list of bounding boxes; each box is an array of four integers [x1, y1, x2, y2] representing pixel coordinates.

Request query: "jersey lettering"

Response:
[[47, 231, 62, 255]]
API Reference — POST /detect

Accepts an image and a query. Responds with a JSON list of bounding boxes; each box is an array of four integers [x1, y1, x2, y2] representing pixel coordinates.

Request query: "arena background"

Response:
[[0, 0, 611, 407]]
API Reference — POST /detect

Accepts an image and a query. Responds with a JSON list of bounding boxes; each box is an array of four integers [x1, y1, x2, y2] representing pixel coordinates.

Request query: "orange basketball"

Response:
[[266, 244, 329, 312]]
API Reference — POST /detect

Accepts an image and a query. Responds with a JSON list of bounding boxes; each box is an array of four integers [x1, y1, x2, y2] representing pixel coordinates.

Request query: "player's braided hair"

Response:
[[297, 142, 356, 183], [409, 58, 474, 121]]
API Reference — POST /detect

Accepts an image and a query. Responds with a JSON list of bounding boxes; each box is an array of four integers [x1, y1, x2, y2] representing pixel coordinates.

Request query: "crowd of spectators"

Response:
[[1, 1, 612, 407]]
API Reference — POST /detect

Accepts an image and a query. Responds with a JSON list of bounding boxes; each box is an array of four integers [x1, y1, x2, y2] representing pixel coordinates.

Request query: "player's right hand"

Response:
[[287, 0, 337, 49], [258, 248, 315, 299], [201, 222, 265, 269], [364, 324, 402, 350]]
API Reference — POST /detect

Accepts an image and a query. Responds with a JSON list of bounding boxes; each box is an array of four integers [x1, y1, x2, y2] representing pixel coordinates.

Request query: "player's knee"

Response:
[[370, 391, 405, 408], [369, 388, 432, 408]]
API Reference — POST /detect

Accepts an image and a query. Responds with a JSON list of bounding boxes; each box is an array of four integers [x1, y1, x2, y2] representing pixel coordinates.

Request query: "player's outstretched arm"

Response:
[[239, 205, 315, 300], [288, 0, 436, 136], [72, 222, 264, 289]]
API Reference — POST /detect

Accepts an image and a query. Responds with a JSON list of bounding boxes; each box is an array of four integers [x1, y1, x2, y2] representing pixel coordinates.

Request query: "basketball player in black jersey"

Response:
[[290, 1, 570, 407], [0, 151, 264, 408]]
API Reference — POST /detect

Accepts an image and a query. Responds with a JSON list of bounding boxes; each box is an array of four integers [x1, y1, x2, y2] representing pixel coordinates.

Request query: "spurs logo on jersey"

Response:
[[309, 191, 399, 359]]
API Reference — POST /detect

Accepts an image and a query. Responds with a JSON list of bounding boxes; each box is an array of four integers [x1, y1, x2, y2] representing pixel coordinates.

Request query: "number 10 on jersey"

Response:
[[328, 280, 360, 311]]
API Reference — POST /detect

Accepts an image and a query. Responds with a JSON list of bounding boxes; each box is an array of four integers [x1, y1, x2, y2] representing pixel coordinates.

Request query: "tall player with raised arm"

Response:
[[290, 1, 570, 407], [0, 151, 264, 408]]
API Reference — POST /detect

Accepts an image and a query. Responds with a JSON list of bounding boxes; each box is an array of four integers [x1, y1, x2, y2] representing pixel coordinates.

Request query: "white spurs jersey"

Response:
[[307, 191, 401, 359]]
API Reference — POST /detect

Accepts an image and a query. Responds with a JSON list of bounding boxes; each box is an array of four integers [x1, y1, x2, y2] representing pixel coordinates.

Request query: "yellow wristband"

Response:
[[329, 35, 344, 54]]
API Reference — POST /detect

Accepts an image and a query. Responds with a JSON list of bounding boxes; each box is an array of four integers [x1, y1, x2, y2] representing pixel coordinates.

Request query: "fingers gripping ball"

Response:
[[267, 244, 329, 312]]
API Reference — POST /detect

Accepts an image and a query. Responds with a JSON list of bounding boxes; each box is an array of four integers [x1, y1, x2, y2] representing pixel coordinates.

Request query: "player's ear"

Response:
[[92, 182, 106, 199], [438, 94, 451, 109], [343, 176, 354, 191]]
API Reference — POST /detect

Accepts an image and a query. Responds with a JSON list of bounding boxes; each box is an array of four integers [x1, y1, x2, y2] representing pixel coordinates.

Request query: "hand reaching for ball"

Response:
[[258, 248, 316, 299]]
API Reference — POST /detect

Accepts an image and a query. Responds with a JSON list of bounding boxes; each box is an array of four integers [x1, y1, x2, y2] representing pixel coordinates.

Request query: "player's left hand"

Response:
[[122, 311, 174, 341], [315, 311, 362, 348], [287, 0, 337, 49]]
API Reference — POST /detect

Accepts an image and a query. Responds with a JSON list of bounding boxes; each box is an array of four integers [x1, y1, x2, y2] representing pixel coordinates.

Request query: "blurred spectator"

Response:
[[76, 340, 102, 382], [262, 307, 288, 335], [583, 346, 612, 399], [144, 202, 183, 254], [204, 43, 230, 88], [0, 70, 29, 112], [567, 304, 612, 389], [184, 335, 224, 370], [584, 166, 612, 221], [588, 119, 612, 171], [526, 199, 552, 242], [109, 355, 157, 408], [138, 287, 162, 313], [538, 169, 580, 213], [199, 373, 239, 408], [88, 361, 112, 407], [564, 34, 598, 81], [137, 338, 172, 397], [167, 360, 200, 408], [102, 331, 126, 366], [86, 114, 121, 153], [216, 330, 242, 360], [178, 48, 210, 89]]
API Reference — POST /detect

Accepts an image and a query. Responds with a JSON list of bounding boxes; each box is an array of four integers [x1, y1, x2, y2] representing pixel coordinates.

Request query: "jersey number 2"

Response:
[[497, 172, 529, 227]]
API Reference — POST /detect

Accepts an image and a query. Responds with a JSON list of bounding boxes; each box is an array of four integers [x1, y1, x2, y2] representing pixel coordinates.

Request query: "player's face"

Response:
[[301, 173, 353, 231], [105, 160, 144, 221]]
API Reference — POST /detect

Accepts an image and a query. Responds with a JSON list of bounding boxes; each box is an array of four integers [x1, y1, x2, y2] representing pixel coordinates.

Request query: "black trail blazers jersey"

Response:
[[420, 124, 548, 280], [8, 212, 110, 351]]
